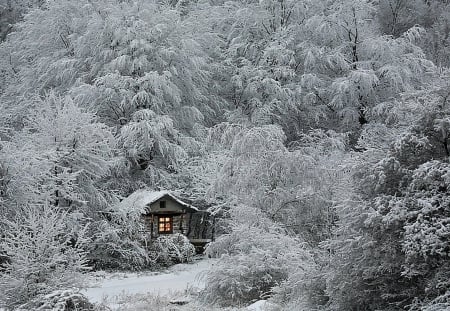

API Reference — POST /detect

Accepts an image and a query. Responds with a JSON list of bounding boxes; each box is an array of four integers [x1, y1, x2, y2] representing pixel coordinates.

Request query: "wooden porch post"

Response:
[[150, 214, 154, 239], [186, 212, 192, 237], [201, 213, 208, 239], [180, 212, 184, 234]]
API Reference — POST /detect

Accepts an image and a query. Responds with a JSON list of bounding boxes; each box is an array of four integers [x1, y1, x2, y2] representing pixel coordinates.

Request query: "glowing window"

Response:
[[158, 216, 173, 234]]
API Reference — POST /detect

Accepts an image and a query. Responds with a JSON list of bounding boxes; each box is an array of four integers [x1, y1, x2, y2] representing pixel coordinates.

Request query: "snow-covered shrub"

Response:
[[23, 289, 97, 311], [88, 220, 149, 270], [0, 205, 90, 309], [271, 257, 327, 310], [87, 201, 150, 270], [203, 206, 313, 306], [149, 233, 195, 266], [413, 291, 450, 311]]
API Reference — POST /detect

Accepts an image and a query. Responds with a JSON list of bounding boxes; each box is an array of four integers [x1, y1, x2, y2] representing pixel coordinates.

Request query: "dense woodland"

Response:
[[0, 0, 449, 310]]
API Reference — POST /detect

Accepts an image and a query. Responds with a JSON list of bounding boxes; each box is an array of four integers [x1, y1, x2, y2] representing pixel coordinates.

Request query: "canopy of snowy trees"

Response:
[[0, 0, 449, 310]]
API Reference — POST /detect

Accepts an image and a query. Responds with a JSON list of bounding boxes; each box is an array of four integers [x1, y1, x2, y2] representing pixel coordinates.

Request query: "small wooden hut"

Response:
[[121, 190, 213, 252]]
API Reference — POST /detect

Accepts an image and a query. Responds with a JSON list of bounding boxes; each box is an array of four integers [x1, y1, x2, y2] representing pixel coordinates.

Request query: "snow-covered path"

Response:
[[83, 258, 214, 304]]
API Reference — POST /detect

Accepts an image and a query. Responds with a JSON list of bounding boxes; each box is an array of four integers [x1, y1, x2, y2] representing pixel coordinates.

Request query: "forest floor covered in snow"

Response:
[[84, 257, 213, 304], [83, 257, 274, 311]]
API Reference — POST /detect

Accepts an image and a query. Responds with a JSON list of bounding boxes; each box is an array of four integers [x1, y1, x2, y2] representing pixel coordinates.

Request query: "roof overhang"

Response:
[[120, 189, 199, 214]]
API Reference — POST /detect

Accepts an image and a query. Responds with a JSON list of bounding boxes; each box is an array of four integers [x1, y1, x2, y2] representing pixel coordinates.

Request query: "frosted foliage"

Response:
[[119, 109, 187, 170], [149, 233, 195, 266], [1, 0, 214, 120], [0, 0, 216, 190], [213, 0, 437, 135], [400, 161, 450, 261], [296, 0, 434, 128], [0, 0, 44, 40], [203, 206, 313, 306], [212, 0, 324, 131], [424, 7, 450, 67], [211, 124, 301, 202], [0, 205, 89, 309], [325, 80, 450, 309], [208, 124, 349, 243], [31, 289, 95, 311], [88, 198, 149, 270], [0, 94, 114, 211]]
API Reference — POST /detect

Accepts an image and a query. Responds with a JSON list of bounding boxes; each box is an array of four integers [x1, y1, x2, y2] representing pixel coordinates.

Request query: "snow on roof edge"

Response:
[[120, 189, 199, 213]]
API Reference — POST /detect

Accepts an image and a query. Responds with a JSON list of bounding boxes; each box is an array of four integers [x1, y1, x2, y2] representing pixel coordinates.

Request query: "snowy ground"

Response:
[[83, 257, 274, 311], [83, 257, 214, 305], [1, 258, 272, 311]]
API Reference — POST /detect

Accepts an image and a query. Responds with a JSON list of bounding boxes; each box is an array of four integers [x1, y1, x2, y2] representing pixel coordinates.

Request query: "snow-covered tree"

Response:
[[377, 0, 429, 37], [0, 204, 89, 309], [205, 123, 349, 245], [0, 0, 223, 189], [297, 0, 435, 135], [420, 2, 450, 67], [0, 93, 115, 214], [0, 0, 45, 41], [324, 71, 450, 310], [207, 0, 323, 136], [203, 205, 314, 306]]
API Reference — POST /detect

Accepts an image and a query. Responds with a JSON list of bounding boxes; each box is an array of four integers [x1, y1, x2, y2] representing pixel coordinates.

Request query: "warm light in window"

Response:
[[158, 216, 173, 234]]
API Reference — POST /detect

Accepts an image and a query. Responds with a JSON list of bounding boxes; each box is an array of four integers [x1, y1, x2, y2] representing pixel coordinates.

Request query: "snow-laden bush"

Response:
[[202, 206, 313, 306], [0, 205, 90, 309], [149, 233, 195, 266], [88, 219, 149, 270], [87, 200, 150, 270], [408, 292, 450, 311], [271, 258, 327, 310], [22, 289, 97, 311]]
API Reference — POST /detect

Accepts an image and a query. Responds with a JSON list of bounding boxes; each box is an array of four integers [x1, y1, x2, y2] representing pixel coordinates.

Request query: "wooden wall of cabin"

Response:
[[142, 212, 215, 241], [142, 213, 191, 238]]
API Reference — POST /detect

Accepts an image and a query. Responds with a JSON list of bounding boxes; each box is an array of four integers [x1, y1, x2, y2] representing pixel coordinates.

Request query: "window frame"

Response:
[[158, 215, 173, 234]]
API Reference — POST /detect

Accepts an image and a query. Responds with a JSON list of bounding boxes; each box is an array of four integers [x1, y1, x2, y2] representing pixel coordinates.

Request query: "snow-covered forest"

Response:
[[0, 0, 449, 310]]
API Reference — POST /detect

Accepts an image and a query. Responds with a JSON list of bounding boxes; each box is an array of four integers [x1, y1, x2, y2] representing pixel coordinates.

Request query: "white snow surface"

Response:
[[83, 258, 214, 304]]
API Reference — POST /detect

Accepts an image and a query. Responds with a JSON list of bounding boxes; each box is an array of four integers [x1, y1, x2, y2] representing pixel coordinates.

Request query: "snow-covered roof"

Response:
[[120, 189, 199, 213]]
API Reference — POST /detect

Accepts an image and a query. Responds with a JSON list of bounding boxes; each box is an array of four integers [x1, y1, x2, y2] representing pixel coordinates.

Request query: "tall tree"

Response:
[[0, 93, 115, 215], [324, 71, 450, 310], [0, 0, 225, 189]]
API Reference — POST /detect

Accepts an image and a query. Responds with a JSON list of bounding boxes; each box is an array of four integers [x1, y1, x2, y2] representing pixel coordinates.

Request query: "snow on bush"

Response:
[[203, 206, 313, 306], [87, 199, 150, 270], [0, 205, 90, 309], [23, 289, 98, 311], [149, 233, 195, 266], [271, 261, 327, 310], [88, 220, 149, 271]]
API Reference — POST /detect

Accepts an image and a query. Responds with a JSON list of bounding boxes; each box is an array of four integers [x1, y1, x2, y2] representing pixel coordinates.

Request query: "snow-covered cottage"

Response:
[[121, 190, 213, 251]]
